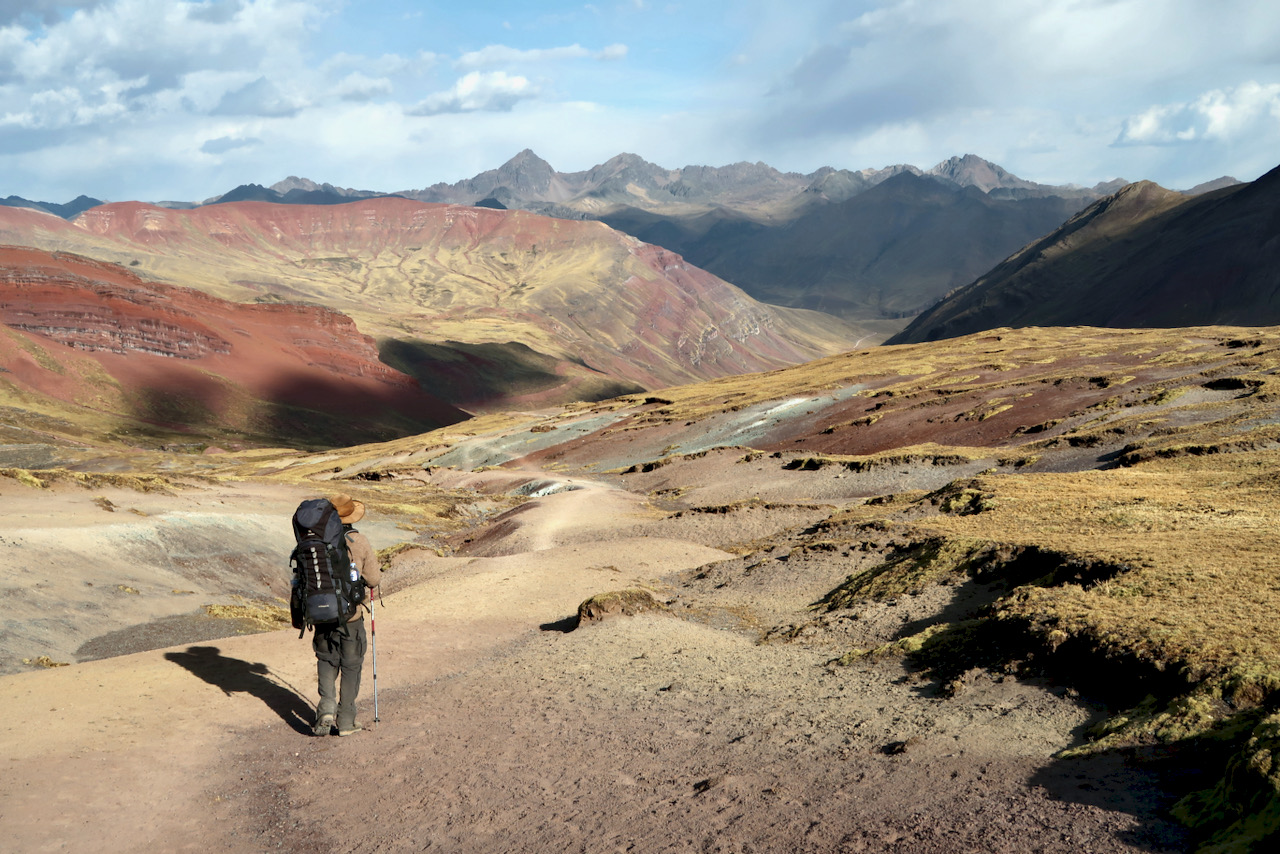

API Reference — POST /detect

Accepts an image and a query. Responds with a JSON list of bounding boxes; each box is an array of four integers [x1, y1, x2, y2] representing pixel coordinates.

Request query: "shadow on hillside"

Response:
[[379, 338, 642, 409], [164, 645, 313, 735], [126, 368, 465, 450]]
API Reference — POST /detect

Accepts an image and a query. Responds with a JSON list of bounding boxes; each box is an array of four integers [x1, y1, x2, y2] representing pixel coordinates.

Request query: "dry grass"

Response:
[[0, 467, 181, 493], [203, 597, 292, 633], [911, 453, 1280, 686]]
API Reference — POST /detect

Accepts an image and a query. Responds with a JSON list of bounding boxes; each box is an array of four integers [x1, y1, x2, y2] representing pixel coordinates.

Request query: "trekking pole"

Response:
[[370, 596, 380, 723]]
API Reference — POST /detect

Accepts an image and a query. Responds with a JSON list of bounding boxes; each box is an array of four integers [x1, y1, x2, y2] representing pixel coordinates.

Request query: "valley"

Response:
[[3, 323, 1280, 851]]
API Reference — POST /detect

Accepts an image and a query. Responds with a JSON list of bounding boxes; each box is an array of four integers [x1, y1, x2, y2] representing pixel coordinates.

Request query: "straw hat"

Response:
[[328, 493, 365, 524]]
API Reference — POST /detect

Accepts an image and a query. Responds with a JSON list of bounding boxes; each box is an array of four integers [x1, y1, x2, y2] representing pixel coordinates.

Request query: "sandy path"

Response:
[[0, 504, 729, 852], [0, 473, 1189, 852]]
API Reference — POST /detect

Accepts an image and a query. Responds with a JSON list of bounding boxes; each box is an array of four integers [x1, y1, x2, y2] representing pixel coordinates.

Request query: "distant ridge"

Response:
[[399, 150, 1117, 213], [1, 194, 104, 218], [206, 180, 400, 206], [889, 163, 1280, 344], [2, 152, 1235, 219]]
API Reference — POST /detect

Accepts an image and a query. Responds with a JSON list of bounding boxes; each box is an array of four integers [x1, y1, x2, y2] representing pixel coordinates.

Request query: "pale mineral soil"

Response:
[[0, 462, 1191, 853]]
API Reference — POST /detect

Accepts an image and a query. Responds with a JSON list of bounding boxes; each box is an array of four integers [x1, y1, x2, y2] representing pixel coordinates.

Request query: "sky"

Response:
[[2, 0, 1278, 203]]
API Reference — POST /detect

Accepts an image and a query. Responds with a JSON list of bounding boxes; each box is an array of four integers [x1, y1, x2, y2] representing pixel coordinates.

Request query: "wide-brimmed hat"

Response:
[[328, 493, 365, 524]]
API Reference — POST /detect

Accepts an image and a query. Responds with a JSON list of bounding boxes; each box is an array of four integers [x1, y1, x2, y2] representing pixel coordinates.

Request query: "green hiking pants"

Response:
[[312, 617, 366, 731]]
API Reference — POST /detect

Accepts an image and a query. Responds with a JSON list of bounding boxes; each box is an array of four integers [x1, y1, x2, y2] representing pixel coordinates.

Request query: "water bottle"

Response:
[[349, 561, 360, 583]]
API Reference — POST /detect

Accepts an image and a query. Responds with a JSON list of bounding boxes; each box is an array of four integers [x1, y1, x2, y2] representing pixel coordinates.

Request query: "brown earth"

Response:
[[0, 464, 1188, 853]]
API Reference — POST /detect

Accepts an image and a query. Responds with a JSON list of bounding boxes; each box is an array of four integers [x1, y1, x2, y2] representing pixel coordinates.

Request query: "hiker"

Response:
[[309, 493, 381, 737]]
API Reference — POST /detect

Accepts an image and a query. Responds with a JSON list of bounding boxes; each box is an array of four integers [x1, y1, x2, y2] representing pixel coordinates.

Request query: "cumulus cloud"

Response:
[[1115, 82, 1280, 146], [733, 0, 1280, 185], [408, 71, 538, 116], [4, 0, 1280, 201]]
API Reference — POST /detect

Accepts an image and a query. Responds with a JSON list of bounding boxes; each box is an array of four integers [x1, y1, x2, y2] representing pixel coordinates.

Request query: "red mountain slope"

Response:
[[0, 246, 467, 446]]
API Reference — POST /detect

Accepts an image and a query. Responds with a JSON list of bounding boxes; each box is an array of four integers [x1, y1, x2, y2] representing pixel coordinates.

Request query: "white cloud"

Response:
[[1116, 82, 1280, 146], [732, 0, 1280, 187], [409, 71, 538, 116], [334, 71, 392, 102], [0, 71, 146, 132], [2, 0, 1279, 202]]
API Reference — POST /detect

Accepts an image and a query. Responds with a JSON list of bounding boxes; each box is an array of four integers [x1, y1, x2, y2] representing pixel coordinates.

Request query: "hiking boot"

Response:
[[312, 712, 335, 736], [337, 724, 363, 737]]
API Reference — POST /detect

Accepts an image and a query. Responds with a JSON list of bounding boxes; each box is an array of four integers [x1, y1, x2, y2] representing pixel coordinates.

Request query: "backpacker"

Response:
[[289, 498, 366, 634]]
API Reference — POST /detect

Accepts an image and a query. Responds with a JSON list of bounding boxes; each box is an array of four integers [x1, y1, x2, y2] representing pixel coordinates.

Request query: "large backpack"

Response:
[[289, 498, 366, 633]]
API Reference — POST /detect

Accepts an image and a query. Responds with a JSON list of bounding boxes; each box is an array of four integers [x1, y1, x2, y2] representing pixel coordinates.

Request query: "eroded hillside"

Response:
[[0, 246, 466, 449], [0, 199, 862, 410]]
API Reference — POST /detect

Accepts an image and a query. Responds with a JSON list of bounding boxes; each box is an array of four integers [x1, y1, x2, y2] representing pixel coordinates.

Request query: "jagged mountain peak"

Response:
[[928, 154, 1035, 192], [271, 176, 322, 194], [500, 149, 555, 174]]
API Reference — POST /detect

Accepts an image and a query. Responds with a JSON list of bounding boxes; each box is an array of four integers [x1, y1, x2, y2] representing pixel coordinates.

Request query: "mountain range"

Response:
[[5, 152, 1241, 332]]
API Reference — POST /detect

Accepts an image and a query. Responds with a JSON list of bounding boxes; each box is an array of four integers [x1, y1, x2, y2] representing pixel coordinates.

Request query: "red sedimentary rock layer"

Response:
[[0, 245, 465, 438]]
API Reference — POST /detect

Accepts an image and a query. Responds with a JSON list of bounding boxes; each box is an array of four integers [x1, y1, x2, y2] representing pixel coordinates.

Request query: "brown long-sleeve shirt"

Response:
[[345, 528, 381, 621]]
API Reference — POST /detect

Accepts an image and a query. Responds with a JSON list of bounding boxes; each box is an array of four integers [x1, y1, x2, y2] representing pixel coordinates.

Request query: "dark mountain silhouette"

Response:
[[1, 194, 104, 218], [889, 163, 1280, 344], [209, 183, 280, 204], [206, 181, 399, 206]]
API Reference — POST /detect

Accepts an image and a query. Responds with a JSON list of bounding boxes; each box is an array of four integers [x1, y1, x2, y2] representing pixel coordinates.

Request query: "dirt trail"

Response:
[[0, 471, 1189, 852]]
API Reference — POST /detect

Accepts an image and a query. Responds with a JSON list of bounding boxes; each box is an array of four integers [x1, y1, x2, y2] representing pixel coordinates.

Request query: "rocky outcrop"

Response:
[[1, 259, 233, 359]]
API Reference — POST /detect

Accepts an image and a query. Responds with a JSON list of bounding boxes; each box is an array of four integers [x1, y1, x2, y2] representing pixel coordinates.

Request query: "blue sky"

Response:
[[2, 0, 1279, 202]]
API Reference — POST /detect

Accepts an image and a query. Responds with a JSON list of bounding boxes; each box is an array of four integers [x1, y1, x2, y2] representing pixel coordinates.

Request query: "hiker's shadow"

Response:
[[164, 645, 312, 735]]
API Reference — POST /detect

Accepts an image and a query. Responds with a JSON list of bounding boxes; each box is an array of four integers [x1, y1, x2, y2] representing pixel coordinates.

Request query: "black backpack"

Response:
[[289, 498, 367, 634]]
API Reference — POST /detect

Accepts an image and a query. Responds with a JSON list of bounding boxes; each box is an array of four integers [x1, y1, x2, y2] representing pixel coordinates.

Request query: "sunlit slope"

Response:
[[0, 199, 862, 406]]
